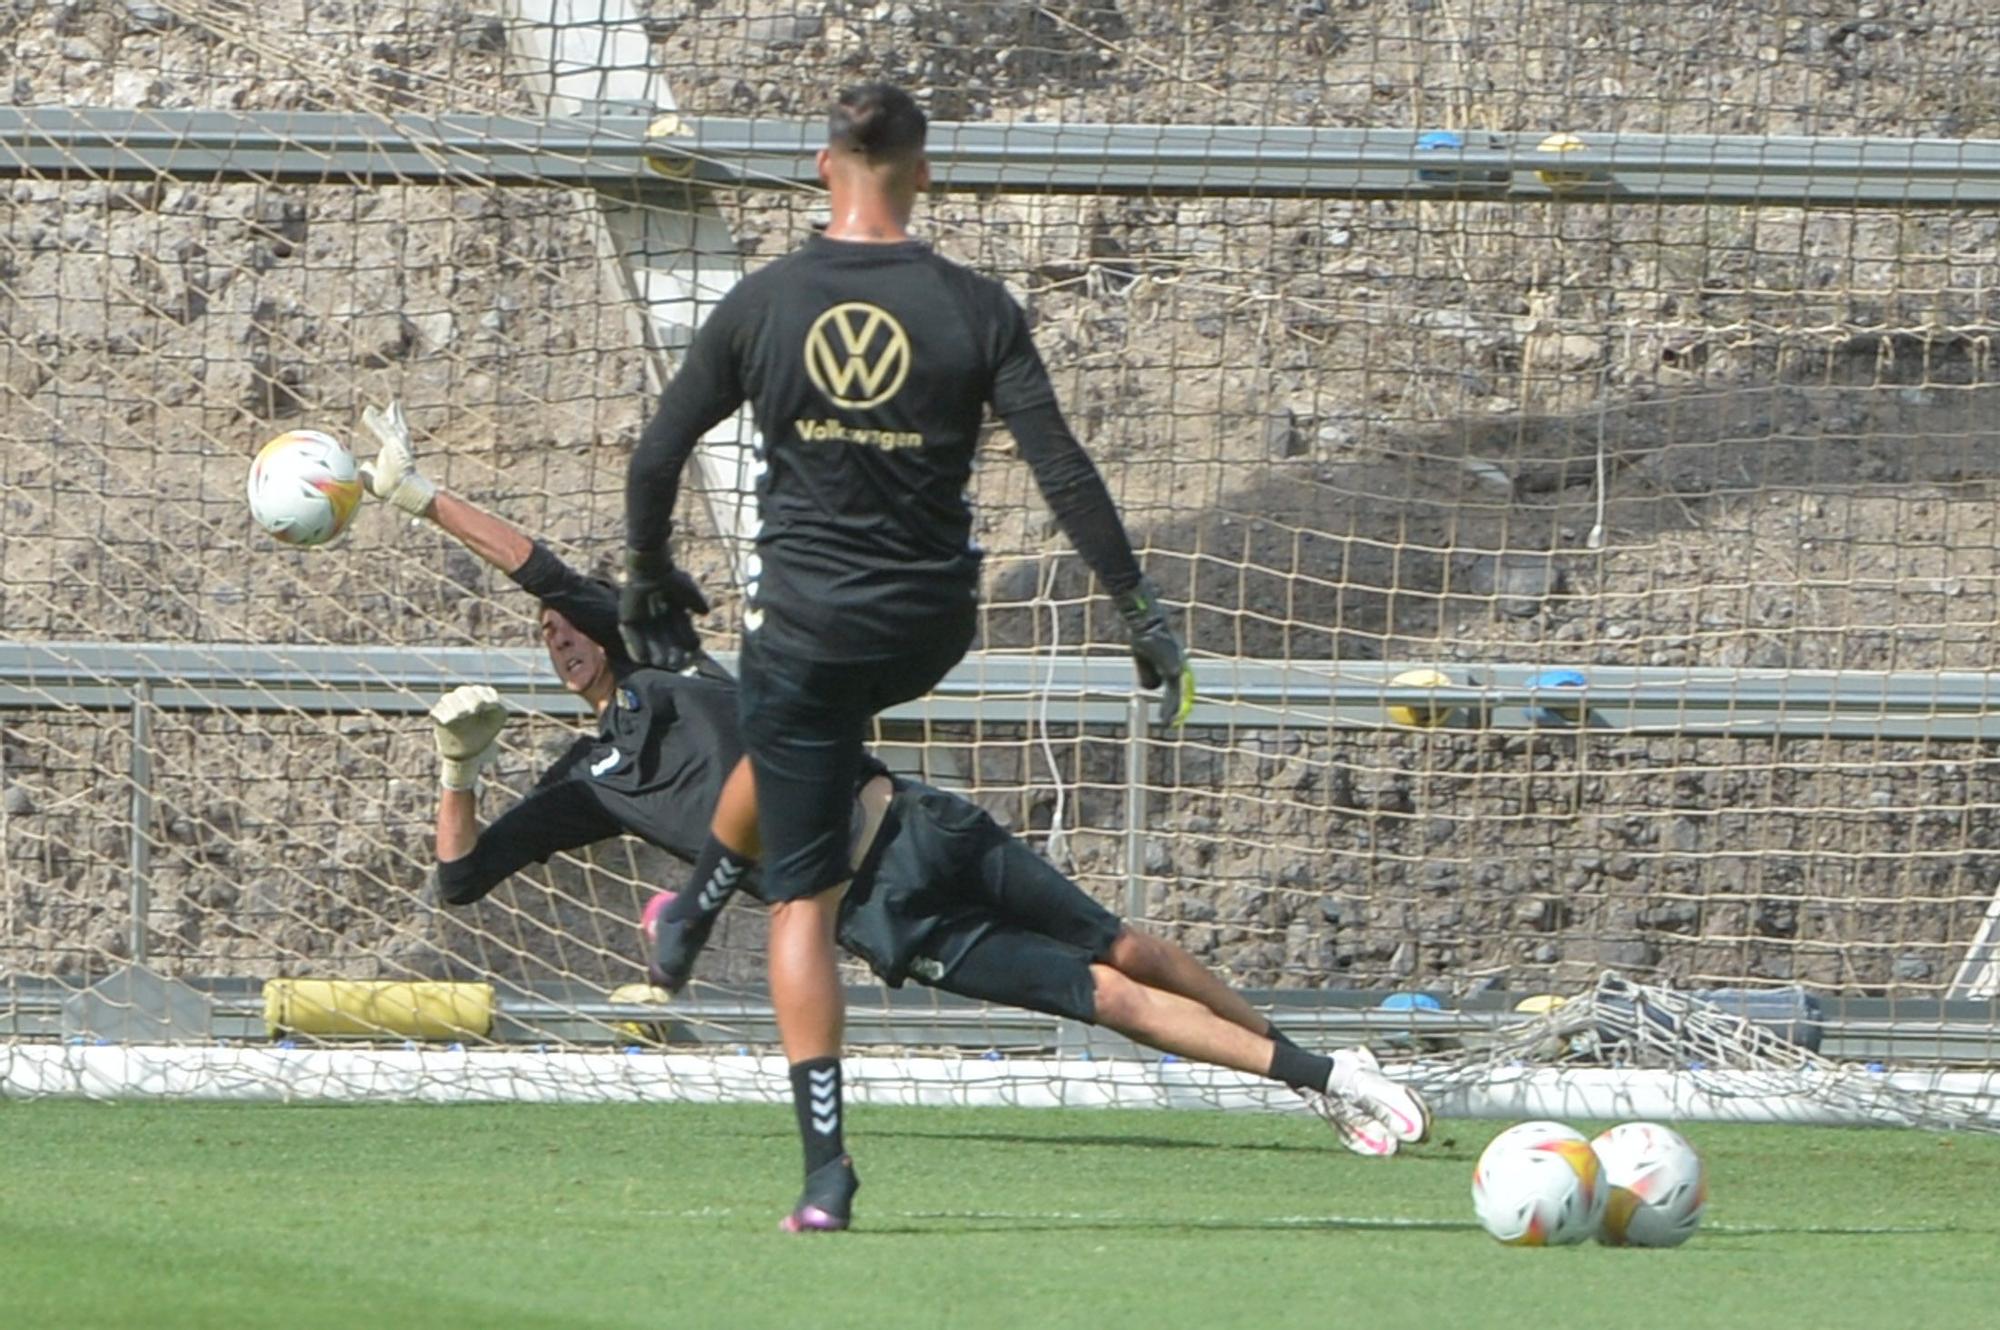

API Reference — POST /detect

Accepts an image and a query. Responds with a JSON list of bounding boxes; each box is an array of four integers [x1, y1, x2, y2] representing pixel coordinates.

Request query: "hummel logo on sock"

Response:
[[696, 858, 742, 913], [809, 1066, 839, 1135], [791, 1058, 846, 1174]]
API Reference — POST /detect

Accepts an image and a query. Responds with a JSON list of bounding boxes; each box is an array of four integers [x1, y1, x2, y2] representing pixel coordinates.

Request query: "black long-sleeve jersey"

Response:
[[434, 543, 743, 905], [626, 233, 1144, 662]]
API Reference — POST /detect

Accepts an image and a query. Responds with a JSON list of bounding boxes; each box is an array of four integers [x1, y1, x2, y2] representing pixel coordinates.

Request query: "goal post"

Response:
[[3, 1, 2000, 1124]]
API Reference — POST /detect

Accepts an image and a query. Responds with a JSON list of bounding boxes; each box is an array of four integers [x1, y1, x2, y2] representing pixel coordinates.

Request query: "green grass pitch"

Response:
[[2, 1101, 1996, 1330]]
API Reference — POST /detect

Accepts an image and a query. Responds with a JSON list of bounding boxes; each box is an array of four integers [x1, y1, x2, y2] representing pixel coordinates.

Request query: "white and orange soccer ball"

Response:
[[1592, 1122, 1707, 1248], [247, 429, 364, 547], [1471, 1120, 1607, 1246]]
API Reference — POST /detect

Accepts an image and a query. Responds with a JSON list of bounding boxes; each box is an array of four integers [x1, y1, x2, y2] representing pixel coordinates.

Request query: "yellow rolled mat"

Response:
[[263, 979, 494, 1040]]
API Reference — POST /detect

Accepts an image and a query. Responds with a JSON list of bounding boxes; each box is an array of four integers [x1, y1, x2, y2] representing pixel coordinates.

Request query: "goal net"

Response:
[[4, 0, 2000, 1124]]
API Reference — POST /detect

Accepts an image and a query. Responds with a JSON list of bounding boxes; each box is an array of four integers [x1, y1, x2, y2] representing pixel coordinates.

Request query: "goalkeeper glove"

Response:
[[618, 547, 709, 672], [430, 684, 507, 791], [358, 400, 437, 518], [1116, 577, 1196, 728]]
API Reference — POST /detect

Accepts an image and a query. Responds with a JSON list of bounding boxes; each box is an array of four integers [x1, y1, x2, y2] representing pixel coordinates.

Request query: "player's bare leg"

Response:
[[770, 886, 858, 1231], [1100, 928, 1429, 1153], [1088, 965, 1275, 1072], [1103, 927, 1268, 1034]]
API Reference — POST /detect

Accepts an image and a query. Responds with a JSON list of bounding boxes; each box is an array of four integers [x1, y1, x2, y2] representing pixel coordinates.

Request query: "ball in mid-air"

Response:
[[247, 429, 364, 548], [1592, 1122, 1707, 1248], [1472, 1120, 1608, 1246], [1387, 668, 1456, 728]]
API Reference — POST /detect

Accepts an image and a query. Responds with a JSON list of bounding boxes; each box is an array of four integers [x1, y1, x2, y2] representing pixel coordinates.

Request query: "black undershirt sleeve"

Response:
[[509, 542, 626, 660], [985, 293, 1144, 596], [435, 779, 621, 906], [625, 293, 752, 554]]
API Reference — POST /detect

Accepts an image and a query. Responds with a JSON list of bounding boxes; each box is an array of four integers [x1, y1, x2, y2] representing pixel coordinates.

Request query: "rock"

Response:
[[411, 311, 457, 354], [119, 1, 175, 32], [1263, 406, 1305, 458], [1754, 900, 1798, 938], [453, 12, 508, 54], [1638, 900, 1700, 933], [745, 13, 824, 52], [1551, 333, 1602, 370], [351, 310, 415, 366], [2, 784, 35, 816], [1421, 861, 1458, 894], [1466, 553, 1566, 618], [242, 354, 307, 417], [110, 69, 165, 105], [1892, 956, 1933, 983]]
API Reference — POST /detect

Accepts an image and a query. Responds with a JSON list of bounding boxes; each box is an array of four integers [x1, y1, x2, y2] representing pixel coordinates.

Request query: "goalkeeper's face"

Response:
[[540, 607, 611, 703]]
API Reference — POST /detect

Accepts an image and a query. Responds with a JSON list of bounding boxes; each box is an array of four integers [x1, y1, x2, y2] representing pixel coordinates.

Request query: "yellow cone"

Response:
[[607, 982, 675, 1045], [1387, 668, 1456, 728], [1535, 133, 1596, 187]]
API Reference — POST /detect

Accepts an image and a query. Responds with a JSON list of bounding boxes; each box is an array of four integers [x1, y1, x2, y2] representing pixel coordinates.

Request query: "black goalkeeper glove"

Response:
[[619, 548, 710, 672], [1116, 576, 1195, 728]]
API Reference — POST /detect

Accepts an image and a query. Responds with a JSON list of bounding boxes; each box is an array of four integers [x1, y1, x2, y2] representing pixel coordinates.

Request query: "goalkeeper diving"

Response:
[[360, 404, 1430, 1164]]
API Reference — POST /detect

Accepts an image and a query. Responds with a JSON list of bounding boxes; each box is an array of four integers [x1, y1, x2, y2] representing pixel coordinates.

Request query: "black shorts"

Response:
[[737, 625, 972, 903], [913, 835, 1124, 1024]]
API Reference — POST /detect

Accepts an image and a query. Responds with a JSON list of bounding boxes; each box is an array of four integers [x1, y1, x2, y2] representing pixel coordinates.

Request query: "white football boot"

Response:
[[1325, 1046, 1432, 1146], [1297, 1087, 1401, 1157]]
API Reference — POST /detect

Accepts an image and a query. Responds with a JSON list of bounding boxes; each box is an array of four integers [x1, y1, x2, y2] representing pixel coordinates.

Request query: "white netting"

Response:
[[4, 1, 2000, 1112]]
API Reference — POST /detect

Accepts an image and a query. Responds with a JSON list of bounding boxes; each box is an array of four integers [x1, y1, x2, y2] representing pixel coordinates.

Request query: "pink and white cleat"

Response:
[[1325, 1046, 1432, 1146], [1298, 1086, 1403, 1157]]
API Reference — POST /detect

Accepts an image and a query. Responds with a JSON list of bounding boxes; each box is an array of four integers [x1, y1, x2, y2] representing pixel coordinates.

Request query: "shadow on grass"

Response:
[[862, 1127, 1328, 1156], [867, 1212, 1484, 1236], [861, 1214, 1983, 1239]]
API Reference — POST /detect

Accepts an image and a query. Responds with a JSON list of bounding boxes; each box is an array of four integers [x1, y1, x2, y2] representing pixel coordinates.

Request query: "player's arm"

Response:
[[986, 294, 1195, 726], [357, 401, 536, 573], [427, 686, 620, 904], [357, 402, 698, 670], [620, 293, 752, 668]]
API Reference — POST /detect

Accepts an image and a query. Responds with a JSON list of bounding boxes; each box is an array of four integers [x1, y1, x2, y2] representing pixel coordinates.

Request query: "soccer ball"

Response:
[[1472, 1120, 1607, 1246], [1592, 1122, 1707, 1248], [246, 430, 365, 547]]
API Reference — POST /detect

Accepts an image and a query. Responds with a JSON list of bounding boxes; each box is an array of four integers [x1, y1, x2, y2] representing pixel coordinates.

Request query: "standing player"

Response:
[[620, 83, 1192, 1230]]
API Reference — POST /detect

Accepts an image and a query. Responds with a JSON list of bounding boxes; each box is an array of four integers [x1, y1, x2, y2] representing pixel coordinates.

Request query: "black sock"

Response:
[[668, 835, 752, 924], [1267, 1039, 1335, 1093], [790, 1056, 846, 1175], [1266, 1022, 1300, 1049]]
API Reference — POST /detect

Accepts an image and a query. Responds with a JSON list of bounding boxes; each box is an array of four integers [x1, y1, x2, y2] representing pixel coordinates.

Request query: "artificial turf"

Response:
[[2, 1100, 1996, 1329]]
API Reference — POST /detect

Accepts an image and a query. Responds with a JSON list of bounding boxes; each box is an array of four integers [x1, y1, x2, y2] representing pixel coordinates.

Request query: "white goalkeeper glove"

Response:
[[359, 400, 438, 518], [430, 684, 507, 791]]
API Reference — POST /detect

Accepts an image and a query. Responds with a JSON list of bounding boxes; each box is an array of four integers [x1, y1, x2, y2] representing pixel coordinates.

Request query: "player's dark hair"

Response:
[[828, 83, 927, 161]]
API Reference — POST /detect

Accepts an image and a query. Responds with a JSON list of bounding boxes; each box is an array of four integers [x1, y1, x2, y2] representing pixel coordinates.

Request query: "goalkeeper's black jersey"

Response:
[[626, 233, 1144, 662], [435, 544, 743, 905]]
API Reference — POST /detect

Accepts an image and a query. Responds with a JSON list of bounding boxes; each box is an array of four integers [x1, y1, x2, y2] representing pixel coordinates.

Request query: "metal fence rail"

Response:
[[9, 108, 2000, 205], [8, 641, 2000, 737]]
